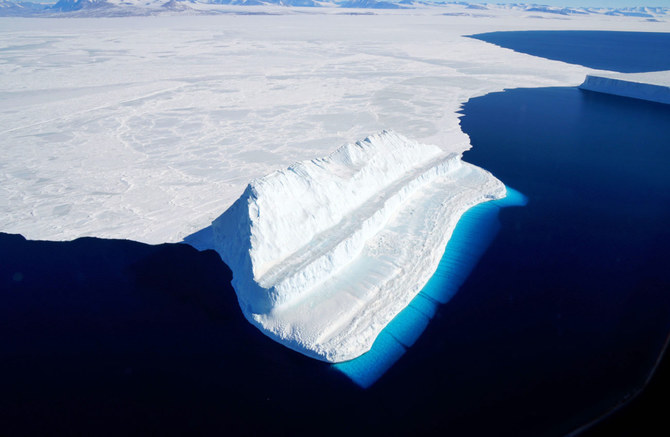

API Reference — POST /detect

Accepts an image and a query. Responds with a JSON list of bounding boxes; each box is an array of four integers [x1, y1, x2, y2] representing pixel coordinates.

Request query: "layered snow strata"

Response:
[[580, 74, 670, 105], [212, 131, 505, 362]]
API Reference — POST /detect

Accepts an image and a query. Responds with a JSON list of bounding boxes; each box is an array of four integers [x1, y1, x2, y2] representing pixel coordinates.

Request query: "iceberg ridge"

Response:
[[212, 131, 505, 362]]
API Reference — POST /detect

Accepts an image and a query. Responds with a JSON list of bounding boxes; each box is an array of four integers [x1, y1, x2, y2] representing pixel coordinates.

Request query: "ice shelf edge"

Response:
[[580, 74, 670, 105]]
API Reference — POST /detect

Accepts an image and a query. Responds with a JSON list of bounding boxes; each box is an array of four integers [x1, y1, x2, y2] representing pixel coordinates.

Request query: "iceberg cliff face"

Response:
[[212, 131, 505, 362], [580, 74, 670, 105]]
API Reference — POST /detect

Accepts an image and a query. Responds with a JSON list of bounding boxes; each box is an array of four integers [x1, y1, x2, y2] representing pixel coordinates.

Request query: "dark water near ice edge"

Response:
[[468, 31, 670, 73], [459, 86, 670, 435], [2, 89, 669, 437]]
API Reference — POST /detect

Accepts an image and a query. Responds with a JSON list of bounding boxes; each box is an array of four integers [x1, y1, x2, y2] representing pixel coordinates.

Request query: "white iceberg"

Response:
[[212, 131, 505, 362]]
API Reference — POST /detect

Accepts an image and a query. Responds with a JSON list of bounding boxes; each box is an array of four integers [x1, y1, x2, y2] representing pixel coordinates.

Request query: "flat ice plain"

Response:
[[2, 7, 666, 245]]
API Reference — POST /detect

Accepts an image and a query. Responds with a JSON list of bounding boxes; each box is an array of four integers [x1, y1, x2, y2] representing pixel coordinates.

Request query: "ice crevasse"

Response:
[[212, 130, 506, 362]]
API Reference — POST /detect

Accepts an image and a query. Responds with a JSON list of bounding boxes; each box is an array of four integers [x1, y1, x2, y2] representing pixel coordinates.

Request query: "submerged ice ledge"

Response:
[[212, 131, 505, 362]]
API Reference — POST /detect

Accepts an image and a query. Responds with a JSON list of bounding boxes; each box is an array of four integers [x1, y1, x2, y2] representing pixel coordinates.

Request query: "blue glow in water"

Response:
[[334, 186, 528, 388], [386, 305, 431, 348], [406, 293, 438, 319], [333, 331, 406, 388]]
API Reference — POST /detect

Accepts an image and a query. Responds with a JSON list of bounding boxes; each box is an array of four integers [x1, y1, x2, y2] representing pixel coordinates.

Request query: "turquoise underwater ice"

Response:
[[334, 186, 528, 388]]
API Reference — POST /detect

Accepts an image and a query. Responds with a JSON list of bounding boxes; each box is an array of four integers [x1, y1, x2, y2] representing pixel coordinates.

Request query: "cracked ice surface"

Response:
[[1, 12, 659, 243]]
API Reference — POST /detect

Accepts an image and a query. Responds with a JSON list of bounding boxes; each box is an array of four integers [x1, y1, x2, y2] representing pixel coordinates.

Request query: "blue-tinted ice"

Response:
[[335, 187, 528, 387]]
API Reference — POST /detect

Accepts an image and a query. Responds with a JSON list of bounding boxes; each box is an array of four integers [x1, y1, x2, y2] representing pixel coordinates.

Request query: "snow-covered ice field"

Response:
[[1, 10, 664, 244]]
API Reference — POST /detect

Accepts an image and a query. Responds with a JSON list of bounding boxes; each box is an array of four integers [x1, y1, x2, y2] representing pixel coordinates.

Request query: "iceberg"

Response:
[[212, 131, 505, 362], [580, 74, 670, 105]]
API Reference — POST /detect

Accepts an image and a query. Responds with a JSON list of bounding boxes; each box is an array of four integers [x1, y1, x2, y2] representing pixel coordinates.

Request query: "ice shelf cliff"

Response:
[[580, 74, 670, 105], [212, 131, 506, 362]]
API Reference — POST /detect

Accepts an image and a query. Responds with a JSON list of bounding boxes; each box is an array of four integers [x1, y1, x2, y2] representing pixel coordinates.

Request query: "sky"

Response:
[[486, 1, 670, 7], [13, 0, 670, 5]]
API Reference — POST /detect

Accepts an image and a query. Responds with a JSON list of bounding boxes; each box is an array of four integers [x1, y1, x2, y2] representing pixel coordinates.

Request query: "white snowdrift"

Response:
[[580, 74, 670, 105], [212, 131, 505, 362]]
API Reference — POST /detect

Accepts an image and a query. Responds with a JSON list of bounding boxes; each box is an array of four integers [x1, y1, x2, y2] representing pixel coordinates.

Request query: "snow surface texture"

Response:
[[0, 12, 664, 244], [1, 1, 668, 19], [580, 74, 670, 105], [211, 131, 505, 362]]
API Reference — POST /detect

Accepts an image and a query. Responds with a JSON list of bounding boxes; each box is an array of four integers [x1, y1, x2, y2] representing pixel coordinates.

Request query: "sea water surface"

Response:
[[468, 30, 670, 73], [459, 85, 670, 435]]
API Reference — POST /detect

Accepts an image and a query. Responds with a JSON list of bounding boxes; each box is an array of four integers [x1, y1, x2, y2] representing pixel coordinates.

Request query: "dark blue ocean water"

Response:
[[468, 31, 670, 73], [459, 86, 670, 435], [3, 86, 668, 436]]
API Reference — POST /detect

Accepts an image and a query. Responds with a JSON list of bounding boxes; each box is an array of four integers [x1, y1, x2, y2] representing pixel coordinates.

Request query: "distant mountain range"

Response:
[[0, 0, 667, 18]]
